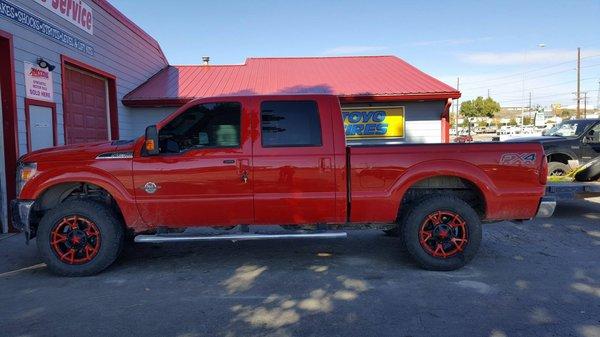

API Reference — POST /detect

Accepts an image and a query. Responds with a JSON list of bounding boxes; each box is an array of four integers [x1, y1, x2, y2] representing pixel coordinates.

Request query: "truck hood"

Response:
[[19, 140, 136, 163], [505, 136, 566, 143]]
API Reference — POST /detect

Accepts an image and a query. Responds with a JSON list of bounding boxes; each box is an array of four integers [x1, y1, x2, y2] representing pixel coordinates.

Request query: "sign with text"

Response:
[[342, 106, 405, 139], [0, 0, 94, 55], [24, 62, 54, 102], [34, 0, 94, 35]]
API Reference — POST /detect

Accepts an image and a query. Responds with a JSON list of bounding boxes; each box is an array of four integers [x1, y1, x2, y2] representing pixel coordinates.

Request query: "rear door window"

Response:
[[260, 101, 322, 147]]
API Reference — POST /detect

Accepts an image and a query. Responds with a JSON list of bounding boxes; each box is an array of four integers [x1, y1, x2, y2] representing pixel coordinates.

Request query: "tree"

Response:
[[509, 118, 518, 126], [523, 116, 532, 125], [460, 96, 501, 135]]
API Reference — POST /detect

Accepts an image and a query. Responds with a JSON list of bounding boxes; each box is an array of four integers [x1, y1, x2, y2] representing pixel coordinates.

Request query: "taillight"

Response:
[[539, 155, 548, 185]]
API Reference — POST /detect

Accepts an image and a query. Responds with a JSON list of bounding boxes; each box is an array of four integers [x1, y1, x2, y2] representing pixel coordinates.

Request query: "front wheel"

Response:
[[37, 199, 124, 276], [548, 161, 570, 176], [402, 195, 482, 271]]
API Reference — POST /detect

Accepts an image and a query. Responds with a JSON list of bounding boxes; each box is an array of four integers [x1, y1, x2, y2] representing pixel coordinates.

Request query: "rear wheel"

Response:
[[402, 195, 481, 271], [37, 199, 124, 276]]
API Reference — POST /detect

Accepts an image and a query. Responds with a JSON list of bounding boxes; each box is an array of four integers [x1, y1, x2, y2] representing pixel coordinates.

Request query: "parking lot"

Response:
[[1, 198, 599, 337]]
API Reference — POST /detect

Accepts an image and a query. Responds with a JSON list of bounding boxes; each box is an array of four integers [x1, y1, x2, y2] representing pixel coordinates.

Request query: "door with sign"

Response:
[[25, 99, 56, 152]]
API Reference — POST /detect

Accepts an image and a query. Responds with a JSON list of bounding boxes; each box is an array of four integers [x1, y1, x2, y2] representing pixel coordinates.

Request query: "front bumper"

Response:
[[536, 196, 556, 218], [11, 200, 35, 241]]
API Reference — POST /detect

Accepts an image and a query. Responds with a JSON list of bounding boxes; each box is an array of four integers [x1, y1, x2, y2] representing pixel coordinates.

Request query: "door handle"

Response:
[[223, 159, 236, 164], [320, 157, 332, 172]]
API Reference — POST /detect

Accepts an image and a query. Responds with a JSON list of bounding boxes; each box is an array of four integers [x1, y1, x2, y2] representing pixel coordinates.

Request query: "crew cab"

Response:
[[511, 119, 600, 176], [12, 94, 553, 276]]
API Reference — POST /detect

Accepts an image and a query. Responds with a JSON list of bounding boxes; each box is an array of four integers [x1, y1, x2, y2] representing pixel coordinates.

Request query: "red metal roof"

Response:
[[123, 56, 460, 107]]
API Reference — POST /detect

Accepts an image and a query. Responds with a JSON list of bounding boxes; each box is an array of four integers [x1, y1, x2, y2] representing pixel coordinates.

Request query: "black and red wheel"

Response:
[[37, 199, 124, 276], [402, 195, 482, 271]]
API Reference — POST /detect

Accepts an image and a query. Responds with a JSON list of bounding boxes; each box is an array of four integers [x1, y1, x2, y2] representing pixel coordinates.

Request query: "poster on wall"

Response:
[[342, 106, 405, 139], [24, 62, 54, 102]]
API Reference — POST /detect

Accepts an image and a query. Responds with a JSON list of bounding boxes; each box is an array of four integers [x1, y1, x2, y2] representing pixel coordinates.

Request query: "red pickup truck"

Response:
[[12, 94, 554, 276]]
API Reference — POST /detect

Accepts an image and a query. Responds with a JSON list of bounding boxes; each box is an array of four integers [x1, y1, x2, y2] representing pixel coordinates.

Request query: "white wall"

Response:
[[127, 107, 175, 139]]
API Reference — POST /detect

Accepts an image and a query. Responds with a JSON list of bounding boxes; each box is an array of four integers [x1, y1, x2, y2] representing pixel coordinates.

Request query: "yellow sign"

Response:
[[342, 106, 405, 139]]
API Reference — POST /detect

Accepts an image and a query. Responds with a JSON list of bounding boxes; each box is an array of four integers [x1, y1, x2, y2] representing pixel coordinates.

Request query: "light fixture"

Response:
[[37, 57, 55, 72]]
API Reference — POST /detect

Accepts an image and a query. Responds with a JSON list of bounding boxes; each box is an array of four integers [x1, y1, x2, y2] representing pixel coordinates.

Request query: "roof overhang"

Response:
[[123, 92, 461, 108]]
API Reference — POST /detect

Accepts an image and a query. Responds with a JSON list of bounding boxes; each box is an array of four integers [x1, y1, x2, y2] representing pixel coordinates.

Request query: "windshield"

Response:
[[546, 121, 590, 137]]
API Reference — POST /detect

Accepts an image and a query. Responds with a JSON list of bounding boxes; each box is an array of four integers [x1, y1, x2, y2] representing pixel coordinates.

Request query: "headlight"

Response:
[[16, 162, 37, 196]]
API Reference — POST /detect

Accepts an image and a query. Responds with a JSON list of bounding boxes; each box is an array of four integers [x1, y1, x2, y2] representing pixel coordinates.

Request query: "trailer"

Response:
[[545, 182, 600, 201]]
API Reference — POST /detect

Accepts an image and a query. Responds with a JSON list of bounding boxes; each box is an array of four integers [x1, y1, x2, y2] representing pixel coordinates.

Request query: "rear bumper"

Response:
[[11, 200, 35, 240], [536, 196, 556, 218]]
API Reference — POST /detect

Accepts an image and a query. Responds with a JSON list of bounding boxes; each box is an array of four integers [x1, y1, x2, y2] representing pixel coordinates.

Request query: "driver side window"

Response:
[[158, 102, 241, 154], [587, 123, 600, 143]]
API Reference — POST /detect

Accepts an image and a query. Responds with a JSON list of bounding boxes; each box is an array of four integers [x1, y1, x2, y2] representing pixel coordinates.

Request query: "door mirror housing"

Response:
[[144, 125, 159, 156]]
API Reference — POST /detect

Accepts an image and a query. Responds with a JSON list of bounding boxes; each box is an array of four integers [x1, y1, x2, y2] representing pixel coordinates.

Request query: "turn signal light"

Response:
[[20, 167, 36, 181], [145, 139, 156, 152]]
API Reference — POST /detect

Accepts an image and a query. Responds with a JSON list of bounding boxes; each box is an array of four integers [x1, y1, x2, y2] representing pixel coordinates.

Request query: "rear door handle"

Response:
[[320, 157, 332, 173], [223, 159, 236, 164]]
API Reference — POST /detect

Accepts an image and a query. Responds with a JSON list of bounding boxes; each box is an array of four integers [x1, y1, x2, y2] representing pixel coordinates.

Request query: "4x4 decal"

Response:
[[500, 153, 537, 166]]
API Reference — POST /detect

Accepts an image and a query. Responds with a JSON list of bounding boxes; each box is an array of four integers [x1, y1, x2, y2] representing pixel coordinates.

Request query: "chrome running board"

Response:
[[134, 232, 347, 243]]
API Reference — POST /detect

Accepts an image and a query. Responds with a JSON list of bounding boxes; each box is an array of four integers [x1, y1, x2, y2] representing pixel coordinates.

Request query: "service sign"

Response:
[[24, 62, 54, 102], [343, 106, 405, 139], [34, 0, 94, 35]]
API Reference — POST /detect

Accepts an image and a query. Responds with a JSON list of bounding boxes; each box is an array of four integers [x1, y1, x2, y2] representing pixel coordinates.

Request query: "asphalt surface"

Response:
[[1, 198, 599, 337]]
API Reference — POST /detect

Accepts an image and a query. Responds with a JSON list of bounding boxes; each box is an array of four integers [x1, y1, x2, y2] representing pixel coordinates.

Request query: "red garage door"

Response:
[[63, 66, 110, 144]]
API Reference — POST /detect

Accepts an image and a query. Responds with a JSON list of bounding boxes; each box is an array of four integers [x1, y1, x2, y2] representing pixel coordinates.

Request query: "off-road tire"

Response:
[[548, 161, 570, 176], [402, 195, 482, 271], [37, 199, 124, 276]]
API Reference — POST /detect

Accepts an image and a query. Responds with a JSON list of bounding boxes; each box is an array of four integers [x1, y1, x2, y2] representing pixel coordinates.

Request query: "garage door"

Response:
[[63, 66, 110, 144]]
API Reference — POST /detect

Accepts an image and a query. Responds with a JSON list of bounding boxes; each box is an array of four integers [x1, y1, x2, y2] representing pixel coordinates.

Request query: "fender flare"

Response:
[[545, 150, 575, 163], [22, 167, 142, 228], [389, 159, 498, 217]]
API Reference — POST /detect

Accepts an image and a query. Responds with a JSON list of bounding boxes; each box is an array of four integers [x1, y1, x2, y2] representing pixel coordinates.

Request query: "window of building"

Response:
[[159, 102, 241, 153], [260, 101, 322, 147]]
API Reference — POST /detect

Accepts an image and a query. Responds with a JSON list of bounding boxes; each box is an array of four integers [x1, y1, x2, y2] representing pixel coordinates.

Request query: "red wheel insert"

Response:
[[418, 211, 468, 259], [50, 215, 101, 265]]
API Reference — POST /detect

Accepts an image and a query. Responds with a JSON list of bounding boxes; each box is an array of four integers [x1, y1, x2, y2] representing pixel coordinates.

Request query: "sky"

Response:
[[110, 0, 600, 108]]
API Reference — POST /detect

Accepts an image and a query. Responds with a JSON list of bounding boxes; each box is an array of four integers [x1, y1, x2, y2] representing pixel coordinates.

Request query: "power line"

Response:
[[459, 54, 600, 87], [475, 77, 597, 96], [462, 67, 576, 91]]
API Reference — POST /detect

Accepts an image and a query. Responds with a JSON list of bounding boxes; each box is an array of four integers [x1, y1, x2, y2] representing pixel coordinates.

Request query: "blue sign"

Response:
[[0, 0, 94, 56]]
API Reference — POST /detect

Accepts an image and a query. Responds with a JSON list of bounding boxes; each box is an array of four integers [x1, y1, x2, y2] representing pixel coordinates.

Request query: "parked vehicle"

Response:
[[510, 119, 600, 176], [12, 95, 552, 276], [454, 135, 473, 143]]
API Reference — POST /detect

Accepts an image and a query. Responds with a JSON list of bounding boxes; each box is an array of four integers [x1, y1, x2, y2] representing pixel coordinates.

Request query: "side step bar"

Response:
[[134, 232, 347, 243]]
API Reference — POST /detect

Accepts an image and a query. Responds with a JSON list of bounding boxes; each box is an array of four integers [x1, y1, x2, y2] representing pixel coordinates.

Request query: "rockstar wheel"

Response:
[[402, 195, 482, 271], [37, 199, 124, 276]]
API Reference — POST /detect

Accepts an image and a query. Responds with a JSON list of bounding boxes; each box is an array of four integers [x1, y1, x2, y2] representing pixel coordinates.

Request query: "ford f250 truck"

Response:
[[12, 94, 554, 276]]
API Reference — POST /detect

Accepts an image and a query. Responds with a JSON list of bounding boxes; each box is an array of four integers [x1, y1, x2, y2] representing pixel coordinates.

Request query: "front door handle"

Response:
[[223, 159, 236, 164]]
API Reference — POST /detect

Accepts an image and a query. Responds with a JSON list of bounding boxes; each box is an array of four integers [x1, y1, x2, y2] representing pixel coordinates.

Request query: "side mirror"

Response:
[[144, 125, 159, 156]]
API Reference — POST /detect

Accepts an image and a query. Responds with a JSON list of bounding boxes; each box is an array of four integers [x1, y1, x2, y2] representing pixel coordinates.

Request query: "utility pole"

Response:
[[528, 92, 532, 109], [576, 47, 581, 118], [583, 91, 587, 118], [487, 89, 490, 98]]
